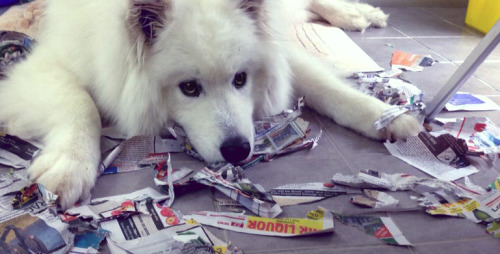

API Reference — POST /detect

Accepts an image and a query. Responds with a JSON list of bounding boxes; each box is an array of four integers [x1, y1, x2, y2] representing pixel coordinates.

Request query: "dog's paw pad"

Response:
[[29, 150, 97, 209]]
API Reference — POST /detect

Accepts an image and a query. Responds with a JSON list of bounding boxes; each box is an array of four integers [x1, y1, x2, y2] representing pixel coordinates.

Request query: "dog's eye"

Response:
[[179, 80, 201, 97], [232, 72, 247, 89]]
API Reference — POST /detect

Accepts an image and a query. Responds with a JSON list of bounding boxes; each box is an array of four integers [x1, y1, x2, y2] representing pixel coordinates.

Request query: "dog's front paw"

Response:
[[28, 148, 98, 209], [364, 7, 389, 28], [381, 114, 422, 141]]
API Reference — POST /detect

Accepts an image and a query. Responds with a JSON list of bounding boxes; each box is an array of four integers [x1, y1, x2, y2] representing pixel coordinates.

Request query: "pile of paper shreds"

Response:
[[3, 80, 500, 252], [268, 169, 500, 240], [351, 69, 425, 132], [169, 97, 322, 169]]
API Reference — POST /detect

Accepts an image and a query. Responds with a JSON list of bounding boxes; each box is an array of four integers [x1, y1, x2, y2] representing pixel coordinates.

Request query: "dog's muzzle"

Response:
[[220, 137, 251, 163]]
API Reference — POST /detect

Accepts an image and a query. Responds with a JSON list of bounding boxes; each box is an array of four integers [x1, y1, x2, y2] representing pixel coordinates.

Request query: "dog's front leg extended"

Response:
[[289, 48, 421, 140], [0, 67, 101, 209]]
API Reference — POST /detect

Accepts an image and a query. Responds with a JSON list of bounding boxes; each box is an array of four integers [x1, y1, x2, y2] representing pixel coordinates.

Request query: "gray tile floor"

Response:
[[91, 6, 500, 254]]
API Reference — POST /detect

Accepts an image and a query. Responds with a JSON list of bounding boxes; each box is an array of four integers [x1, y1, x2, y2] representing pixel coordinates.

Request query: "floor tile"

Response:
[[383, 7, 477, 37], [414, 37, 500, 62], [242, 155, 353, 191], [344, 26, 407, 39], [403, 63, 500, 102], [341, 152, 439, 179], [317, 112, 390, 156], [472, 62, 500, 91], [422, 7, 474, 29], [411, 236, 498, 254], [347, 38, 449, 70], [224, 218, 404, 253], [390, 211, 488, 244]]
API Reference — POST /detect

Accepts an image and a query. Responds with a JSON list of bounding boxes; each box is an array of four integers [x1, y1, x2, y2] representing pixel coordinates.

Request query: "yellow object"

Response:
[[466, 0, 500, 34]]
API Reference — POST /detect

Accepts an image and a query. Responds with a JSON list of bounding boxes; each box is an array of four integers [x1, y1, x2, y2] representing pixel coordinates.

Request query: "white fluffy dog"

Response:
[[0, 0, 421, 208]]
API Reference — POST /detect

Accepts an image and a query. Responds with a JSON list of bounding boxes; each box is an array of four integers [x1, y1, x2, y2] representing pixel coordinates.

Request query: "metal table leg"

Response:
[[425, 19, 500, 122]]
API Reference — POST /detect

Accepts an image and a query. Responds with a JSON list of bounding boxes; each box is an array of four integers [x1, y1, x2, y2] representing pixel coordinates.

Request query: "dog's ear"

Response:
[[239, 0, 264, 19], [128, 0, 169, 45]]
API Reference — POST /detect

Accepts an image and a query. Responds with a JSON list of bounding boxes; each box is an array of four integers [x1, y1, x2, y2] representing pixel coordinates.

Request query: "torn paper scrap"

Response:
[[351, 190, 399, 208], [0, 212, 74, 254], [0, 171, 74, 254], [329, 210, 411, 245], [269, 182, 361, 206], [433, 117, 500, 163], [445, 92, 500, 111], [108, 223, 232, 254], [488, 178, 500, 191], [0, 132, 40, 168], [61, 214, 109, 254], [330, 169, 419, 191], [193, 164, 282, 218], [184, 207, 334, 237], [418, 189, 500, 223], [353, 73, 425, 109], [102, 135, 182, 174], [330, 170, 483, 200], [391, 51, 436, 71], [486, 220, 500, 238], [384, 132, 478, 181], [66, 187, 171, 220]]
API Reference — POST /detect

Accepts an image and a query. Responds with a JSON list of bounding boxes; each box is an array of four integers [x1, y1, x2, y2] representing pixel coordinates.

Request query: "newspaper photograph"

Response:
[[0, 170, 74, 254], [433, 117, 500, 163], [385, 132, 478, 181]]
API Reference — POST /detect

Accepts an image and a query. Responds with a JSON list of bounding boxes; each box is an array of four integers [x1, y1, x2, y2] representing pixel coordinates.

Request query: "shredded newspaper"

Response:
[[350, 190, 399, 208], [65, 187, 237, 253], [328, 209, 411, 245], [184, 207, 334, 237], [351, 69, 425, 131], [192, 164, 282, 218], [0, 170, 75, 254], [269, 182, 361, 206]]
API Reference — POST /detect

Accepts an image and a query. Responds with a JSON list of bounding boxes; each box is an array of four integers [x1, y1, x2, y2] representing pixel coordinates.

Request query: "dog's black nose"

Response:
[[220, 137, 251, 163]]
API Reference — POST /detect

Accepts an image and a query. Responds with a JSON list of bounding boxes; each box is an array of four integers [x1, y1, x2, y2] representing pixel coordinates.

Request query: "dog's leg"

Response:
[[308, 0, 389, 31], [0, 63, 101, 209], [288, 48, 421, 140]]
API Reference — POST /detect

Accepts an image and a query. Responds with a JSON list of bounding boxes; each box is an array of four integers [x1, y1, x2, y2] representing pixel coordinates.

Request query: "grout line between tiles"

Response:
[[312, 114, 360, 174], [419, 7, 480, 37]]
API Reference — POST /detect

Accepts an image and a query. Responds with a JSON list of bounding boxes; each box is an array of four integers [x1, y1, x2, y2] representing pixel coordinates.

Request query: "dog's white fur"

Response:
[[0, 0, 421, 208]]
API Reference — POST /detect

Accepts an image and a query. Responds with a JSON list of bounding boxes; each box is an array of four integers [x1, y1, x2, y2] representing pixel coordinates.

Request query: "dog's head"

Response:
[[128, 0, 266, 163]]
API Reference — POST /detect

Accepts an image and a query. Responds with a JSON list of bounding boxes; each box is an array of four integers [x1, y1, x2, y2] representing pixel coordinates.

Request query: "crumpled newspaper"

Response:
[[168, 97, 321, 168], [192, 163, 282, 218], [351, 70, 425, 131], [184, 207, 334, 237]]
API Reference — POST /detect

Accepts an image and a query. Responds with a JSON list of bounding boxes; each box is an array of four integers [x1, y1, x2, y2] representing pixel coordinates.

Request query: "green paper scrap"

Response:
[[486, 220, 500, 238], [331, 212, 411, 246], [488, 177, 500, 191]]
